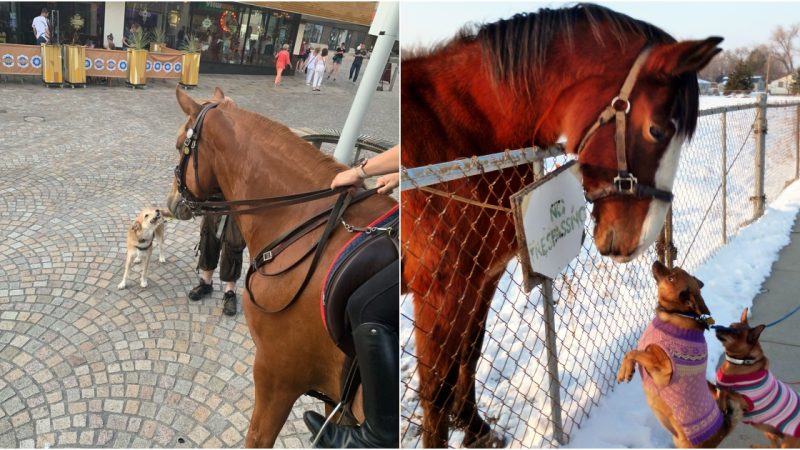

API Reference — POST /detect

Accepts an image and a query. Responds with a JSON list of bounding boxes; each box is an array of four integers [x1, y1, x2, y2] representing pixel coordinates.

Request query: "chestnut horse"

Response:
[[166, 87, 396, 447], [401, 4, 722, 447]]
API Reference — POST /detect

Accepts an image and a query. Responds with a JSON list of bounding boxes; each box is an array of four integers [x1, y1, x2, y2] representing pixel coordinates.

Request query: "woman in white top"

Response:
[[311, 48, 328, 91], [303, 48, 319, 86]]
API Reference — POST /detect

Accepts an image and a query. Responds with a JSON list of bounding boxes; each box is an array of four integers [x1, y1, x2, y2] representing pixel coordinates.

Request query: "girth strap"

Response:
[[244, 188, 378, 314]]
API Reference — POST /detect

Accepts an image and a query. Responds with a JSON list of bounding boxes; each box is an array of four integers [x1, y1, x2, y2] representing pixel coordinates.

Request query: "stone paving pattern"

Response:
[[0, 60, 398, 448]]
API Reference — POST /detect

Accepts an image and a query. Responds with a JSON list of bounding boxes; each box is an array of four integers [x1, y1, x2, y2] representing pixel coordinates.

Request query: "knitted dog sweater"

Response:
[[716, 369, 800, 437], [638, 317, 723, 446]]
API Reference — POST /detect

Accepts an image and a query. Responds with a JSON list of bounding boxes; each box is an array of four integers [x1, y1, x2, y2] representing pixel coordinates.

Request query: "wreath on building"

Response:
[[219, 10, 238, 33]]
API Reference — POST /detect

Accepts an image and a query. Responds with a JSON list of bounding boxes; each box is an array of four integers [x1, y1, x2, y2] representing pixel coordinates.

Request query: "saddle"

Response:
[[321, 205, 399, 357]]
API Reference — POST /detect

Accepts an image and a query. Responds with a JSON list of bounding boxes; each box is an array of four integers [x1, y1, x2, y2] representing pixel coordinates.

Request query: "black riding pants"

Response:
[[346, 259, 399, 333], [197, 215, 246, 282]]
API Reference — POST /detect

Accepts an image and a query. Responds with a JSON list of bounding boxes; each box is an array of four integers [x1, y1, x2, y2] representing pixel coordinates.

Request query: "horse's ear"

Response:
[[740, 307, 749, 324], [646, 36, 724, 77], [212, 87, 225, 102], [176, 85, 201, 118]]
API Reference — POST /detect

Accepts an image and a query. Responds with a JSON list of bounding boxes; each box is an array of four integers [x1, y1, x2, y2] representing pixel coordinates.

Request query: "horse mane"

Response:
[[406, 3, 700, 137], [216, 101, 346, 176]]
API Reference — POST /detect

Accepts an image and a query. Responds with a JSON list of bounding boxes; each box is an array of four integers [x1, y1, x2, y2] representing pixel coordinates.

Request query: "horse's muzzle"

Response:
[[166, 190, 193, 221]]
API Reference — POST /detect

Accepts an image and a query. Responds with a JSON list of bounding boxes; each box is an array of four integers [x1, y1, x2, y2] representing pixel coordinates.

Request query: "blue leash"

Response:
[[764, 303, 800, 328], [710, 303, 800, 333]]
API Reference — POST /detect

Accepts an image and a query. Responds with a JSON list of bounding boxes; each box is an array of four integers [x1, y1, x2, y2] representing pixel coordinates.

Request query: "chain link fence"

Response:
[[400, 97, 800, 448]]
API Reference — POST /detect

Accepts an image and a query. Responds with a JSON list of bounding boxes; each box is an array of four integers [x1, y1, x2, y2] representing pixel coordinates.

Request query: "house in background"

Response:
[[768, 74, 795, 95]]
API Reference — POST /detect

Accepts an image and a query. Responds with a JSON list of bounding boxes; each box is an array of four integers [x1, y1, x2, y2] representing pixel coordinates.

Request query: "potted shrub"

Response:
[[64, 13, 86, 87], [126, 29, 149, 87], [179, 34, 201, 88], [150, 28, 166, 53]]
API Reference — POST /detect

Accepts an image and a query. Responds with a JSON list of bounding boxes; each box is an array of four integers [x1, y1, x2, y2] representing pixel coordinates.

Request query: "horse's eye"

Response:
[[649, 124, 666, 142], [145, 214, 149, 218], [668, 275, 674, 283]]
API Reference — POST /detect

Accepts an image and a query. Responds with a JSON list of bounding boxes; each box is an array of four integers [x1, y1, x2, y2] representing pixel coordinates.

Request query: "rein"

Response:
[[575, 46, 674, 204], [174, 102, 381, 314]]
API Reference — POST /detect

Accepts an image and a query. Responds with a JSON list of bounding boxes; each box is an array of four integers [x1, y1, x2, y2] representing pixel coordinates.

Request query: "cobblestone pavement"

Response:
[[0, 65, 398, 448]]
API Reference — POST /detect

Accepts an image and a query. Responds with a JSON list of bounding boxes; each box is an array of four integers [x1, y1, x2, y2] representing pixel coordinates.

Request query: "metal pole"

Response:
[[795, 104, 799, 180], [542, 278, 565, 445], [333, 2, 399, 165], [753, 93, 768, 219], [664, 206, 675, 268], [721, 111, 728, 244]]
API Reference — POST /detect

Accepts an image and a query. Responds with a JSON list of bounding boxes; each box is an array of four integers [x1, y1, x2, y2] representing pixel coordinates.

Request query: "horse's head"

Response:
[[167, 86, 234, 220], [566, 37, 723, 262]]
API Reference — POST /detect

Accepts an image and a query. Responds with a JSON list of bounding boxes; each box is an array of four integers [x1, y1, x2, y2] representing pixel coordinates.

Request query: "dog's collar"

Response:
[[136, 241, 153, 251], [724, 353, 762, 366], [657, 307, 715, 330]]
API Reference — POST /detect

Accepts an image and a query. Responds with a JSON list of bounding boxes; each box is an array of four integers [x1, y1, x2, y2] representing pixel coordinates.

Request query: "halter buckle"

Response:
[[613, 173, 638, 193], [611, 96, 631, 114], [261, 251, 273, 263]]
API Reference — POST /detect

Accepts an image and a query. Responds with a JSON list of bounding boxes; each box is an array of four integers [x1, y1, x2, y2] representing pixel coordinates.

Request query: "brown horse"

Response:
[[401, 4, 722, 447], [166, 87, 397, 447]]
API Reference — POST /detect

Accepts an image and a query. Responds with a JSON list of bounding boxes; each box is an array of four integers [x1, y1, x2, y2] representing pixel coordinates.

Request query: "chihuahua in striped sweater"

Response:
[[715, 308, 800, 448]]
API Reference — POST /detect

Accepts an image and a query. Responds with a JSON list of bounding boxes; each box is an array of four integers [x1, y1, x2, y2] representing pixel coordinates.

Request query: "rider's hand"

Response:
[[331, 168, 364, 190], [376, 172, 400, 195]]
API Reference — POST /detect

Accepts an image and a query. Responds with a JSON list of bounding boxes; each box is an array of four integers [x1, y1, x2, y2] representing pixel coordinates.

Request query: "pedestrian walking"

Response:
[[349, 43, 367, 82], [274, 43, 291, 87], [31, 8, 50, 44], [303, 47, 320, 86], [328, 43, 345, 81], [295, 41, 308, 71], [312, 48, 328, 91]]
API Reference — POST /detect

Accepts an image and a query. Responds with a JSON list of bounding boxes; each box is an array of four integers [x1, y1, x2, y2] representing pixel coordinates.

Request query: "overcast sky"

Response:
[[401, 2, 800, 51]]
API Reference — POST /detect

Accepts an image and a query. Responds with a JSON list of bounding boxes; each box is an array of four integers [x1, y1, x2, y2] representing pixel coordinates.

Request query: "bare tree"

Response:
[[770, 24, 799, 74]]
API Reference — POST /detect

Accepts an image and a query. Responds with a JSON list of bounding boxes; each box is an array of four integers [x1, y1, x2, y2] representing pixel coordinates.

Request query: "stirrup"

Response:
[[310, 402, 344, 447]]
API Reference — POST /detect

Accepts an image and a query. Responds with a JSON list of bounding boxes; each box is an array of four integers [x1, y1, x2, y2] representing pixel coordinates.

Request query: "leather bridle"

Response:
[[173, 102, 379, 314], [575, 47, 674, 204]]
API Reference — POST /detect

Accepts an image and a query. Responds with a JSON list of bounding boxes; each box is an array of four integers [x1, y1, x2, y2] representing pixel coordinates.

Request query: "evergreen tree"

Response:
[[725, 60, 754, 93]]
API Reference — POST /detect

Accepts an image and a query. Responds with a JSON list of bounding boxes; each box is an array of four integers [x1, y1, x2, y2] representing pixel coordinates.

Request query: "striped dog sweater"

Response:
[[716, 369, 800, 437], [638, 317, 723, 445]]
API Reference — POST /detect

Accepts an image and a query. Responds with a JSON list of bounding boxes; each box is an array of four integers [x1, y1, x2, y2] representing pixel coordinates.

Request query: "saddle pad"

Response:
[[321, 205, 399, 356]]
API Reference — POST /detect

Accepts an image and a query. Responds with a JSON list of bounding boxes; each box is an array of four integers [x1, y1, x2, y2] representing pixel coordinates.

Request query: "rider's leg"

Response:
[[304, 260, 399, 448]]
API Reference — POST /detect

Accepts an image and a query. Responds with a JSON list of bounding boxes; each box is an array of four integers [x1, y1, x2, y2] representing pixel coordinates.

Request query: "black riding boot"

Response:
[[304, 322, 399, 448]]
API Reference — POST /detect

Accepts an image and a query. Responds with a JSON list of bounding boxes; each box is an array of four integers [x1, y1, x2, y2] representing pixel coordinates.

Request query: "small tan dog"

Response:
[[716, 308, 800, 448], [118, 207, 170, 289], [617, 261, 744, 448]]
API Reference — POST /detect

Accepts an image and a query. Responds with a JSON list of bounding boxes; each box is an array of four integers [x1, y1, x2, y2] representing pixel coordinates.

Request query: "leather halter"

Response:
[[575, 47, 674, 204], [173, 102, 379, 314]]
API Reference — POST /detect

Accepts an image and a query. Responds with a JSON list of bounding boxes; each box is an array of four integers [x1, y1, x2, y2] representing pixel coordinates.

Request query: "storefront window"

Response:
[[0, 3, 19, 44], [125, 2, 190, 49]]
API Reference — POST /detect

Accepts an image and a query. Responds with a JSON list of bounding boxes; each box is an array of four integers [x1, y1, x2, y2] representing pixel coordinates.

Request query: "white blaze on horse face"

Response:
[[633, 132, 685, 258]]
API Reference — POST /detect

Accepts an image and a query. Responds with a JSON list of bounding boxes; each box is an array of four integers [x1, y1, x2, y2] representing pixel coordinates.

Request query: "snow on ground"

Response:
[[700, 95, 800, 109], [566, 179, 800, 448]]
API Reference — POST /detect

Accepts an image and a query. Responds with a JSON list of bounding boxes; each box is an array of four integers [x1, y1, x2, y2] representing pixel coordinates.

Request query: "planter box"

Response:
[[127, 48, 148, 87], [180, 52, 200, 87], [64, 45, 86, 86], [41, 44, 63, 86]]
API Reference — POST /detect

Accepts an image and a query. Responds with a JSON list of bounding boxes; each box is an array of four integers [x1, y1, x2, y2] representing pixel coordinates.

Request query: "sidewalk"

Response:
[[720, 213, 800, 448]]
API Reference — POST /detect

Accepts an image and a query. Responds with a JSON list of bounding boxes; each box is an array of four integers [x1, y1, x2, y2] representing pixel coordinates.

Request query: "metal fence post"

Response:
[[795, 104, 799, 180], [753, 93, 768, 219], [542, 278, 565, 445], [721, 111, 728, 244]]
